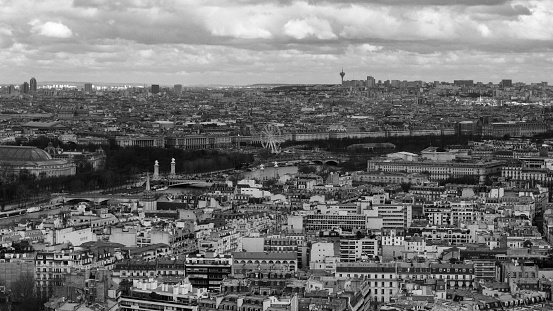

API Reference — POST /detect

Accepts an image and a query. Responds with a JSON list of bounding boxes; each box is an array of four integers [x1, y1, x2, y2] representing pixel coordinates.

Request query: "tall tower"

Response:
[[170, 158, 176, 178], [174, 84, 183, 96], [84, 83, 93, 94], [153, 160, 160, 180], [151, 84, 160, 94], [21, 82, 29, 94], [141, 173, 156, 211], [30, 77, 37, 93], [340, 68, 345, 85]]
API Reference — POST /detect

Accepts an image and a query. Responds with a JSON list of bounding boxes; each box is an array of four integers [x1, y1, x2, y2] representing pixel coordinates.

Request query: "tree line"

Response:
[[0, 136, 254, 208]]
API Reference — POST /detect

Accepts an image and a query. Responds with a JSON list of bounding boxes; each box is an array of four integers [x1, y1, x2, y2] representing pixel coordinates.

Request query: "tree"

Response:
[[298, 165, 317, 175], [119, 279, 133, 296], [7, 273, 43, 311]]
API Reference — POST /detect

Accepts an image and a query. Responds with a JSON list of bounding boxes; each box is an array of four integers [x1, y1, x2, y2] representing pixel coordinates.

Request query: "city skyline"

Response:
[[0, 0, 552, 85]]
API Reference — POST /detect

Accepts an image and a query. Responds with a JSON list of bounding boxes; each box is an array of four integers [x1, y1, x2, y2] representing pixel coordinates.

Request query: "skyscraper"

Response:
[[29, 77, 37, 92], [151, 84, 160, 94], [500, 79, 512, 88], [366, 76, 376, 88], [339, 68, 345, 85], [21, 82, 29, 94], [174, 84, 183, 95], [84, 83, 93, 94]]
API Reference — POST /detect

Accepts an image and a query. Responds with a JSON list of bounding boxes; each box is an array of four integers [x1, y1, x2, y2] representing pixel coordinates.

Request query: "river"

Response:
[[242, 166, 298, 180]]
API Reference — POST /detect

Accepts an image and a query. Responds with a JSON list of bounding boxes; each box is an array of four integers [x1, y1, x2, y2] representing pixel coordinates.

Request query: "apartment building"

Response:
[[119, 279, 206, 311], [340, 237, 379, 262], [363, 203, 413, 234], [419, 226, 473, 245], [232, 252, 298, 275], [35, 247, 94, 298], [113, 259, 185, 284], [335, 262, 399, 303], [185, 253, 233, 291], [304, 214, 368, 232]]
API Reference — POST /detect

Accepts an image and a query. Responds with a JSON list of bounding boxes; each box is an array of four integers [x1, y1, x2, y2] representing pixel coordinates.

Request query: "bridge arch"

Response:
[[324, 160, 339, 166]]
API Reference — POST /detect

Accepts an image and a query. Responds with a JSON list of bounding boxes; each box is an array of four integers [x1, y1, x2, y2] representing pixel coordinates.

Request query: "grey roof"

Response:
[[0, 146, 52, 162], [20, 121, 66, 128]]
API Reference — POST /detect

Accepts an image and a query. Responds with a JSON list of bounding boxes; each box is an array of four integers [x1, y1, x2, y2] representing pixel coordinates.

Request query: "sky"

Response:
[[0, 0, 552, 86]]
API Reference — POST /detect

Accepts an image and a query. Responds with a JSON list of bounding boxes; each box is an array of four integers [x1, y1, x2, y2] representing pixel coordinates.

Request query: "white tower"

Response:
[[260, 164, 265, 180], [170, 158, 176, 177], [153, 160, 160, 180]]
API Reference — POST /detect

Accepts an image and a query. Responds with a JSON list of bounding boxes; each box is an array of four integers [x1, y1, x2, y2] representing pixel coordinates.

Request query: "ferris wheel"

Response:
[[260, 124, 283, 154]]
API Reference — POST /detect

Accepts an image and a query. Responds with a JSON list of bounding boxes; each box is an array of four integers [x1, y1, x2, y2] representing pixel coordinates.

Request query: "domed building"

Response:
[[0, 145, 76, 177]]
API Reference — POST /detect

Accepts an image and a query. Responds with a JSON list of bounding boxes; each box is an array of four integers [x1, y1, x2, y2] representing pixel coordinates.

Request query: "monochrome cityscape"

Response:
[[1, 1, 553, 311]]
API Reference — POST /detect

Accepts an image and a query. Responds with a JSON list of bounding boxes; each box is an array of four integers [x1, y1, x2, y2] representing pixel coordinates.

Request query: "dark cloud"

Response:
[[469, 3, 532, 18], [231, 0, 511, 6]]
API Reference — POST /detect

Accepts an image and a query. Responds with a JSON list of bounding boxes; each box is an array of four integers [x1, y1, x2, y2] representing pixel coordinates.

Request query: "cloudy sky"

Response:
[[0, 0, 552, 85]]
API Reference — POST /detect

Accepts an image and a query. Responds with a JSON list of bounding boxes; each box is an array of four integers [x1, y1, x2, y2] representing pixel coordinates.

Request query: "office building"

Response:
[[185, 253, 232, 290], [119, 279, 205, 311], [30, 77, 37, 92], [84, 83, 93, 94], [481, 121, 548, 138], [363, 203, 413, 233], [453, 80, 474, 87], [340, 236, 379, 262], [500, 79, 513, 88], [21, 82, 29, 94], [174, 84, 183, 95], [367, 158, 504, 182], [366, 76, 376, 88], [304, 214, 368, 232], [151, 84, 160, 94]]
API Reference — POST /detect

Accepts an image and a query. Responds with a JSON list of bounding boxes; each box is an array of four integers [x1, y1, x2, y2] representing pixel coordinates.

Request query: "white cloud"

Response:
[[477, 24, 491, 37], [360, 44, 382, 52], [30, 20, 73, 38], [283, 17, 336, 40]]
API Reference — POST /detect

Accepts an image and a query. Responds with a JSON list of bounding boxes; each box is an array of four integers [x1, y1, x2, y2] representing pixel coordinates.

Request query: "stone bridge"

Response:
[[64, 194, 141, 204], [264, 156, 348, 167]]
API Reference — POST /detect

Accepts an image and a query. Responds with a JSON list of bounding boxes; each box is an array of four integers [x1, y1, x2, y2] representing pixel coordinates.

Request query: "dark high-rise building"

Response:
[[500, 79, 512, 88], [84, 83, 93, 94], [174, 84, 182, 95], [151, 84, 160, 94], [366, 76, 376, 88], [21, 82, 29, 94], [453, 80, 474, 87], [30, 77, 37, 92]]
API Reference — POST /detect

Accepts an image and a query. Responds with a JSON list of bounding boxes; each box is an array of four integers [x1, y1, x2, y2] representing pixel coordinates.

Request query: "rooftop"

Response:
[[0, 145, 53, 162]]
